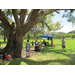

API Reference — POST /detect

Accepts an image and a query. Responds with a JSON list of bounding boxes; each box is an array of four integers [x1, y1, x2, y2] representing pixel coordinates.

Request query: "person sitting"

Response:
[[3, 51, 7, 61], [3, 51, 13, 61], [43, 40, 46, 46], [39, 41, 42, 49]]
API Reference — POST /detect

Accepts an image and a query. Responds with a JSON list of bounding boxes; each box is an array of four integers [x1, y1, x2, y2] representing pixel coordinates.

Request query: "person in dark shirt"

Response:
[[3, 51, 13, 61], [3, 51, 7, 60], [32, 41, 34, 46], [51, 38, 53, 49], [43, 40, 46, 46]]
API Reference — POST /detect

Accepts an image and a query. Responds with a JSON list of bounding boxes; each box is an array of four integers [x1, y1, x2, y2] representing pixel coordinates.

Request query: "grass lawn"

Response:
[[0, 38, 75, 65]]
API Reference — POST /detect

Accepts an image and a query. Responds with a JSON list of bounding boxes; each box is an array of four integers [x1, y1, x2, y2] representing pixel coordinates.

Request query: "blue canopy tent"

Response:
[[40, 34, 53, 46], [40, 34, 53, 38]]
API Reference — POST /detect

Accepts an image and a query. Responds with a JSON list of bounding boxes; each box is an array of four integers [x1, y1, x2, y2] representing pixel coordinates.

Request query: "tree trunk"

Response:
[[3, 36, 23, 58], [1, 30, 23, 58], [34, 33, 35, 39]]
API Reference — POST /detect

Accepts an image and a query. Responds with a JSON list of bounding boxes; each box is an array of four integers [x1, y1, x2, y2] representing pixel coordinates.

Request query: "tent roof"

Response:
[[40, 34, 53, 38]]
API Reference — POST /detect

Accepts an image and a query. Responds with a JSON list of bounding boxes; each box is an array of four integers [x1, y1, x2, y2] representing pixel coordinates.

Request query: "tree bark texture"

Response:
[[2, 31, 23, 58]]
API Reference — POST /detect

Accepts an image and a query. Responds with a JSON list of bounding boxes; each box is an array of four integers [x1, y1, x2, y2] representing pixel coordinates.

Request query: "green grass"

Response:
[[1, 39, 75, 65]]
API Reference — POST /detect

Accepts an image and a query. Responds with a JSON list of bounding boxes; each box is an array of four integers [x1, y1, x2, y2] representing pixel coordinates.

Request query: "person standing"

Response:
[[26, 39, 30, 57], [32, 41, 34, 46], [43, 40, 46, 46], [61, 38, 66, 51], [51, 38, 53, 49], [35, 38, 38, 45]]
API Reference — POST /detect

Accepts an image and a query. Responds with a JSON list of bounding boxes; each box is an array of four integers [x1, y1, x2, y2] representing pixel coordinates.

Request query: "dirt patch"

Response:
[[21, 48, 36, 58], [0, 47, 44, 61], [21, 47, 44, 58]]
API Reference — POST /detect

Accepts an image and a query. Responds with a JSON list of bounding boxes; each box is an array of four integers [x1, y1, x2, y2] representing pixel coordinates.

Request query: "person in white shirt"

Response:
[[26, 39, 30, 57]]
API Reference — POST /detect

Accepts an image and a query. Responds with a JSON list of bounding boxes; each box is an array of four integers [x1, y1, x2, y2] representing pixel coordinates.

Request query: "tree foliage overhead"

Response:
[[62, 9, 75, 26]]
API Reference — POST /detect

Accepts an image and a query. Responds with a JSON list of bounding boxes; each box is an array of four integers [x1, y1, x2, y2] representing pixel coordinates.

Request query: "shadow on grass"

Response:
[[41, 46, 75, 55], [0, 58, 66, 65], [1, 46, 75, 65], [1, 54, 75, 65]]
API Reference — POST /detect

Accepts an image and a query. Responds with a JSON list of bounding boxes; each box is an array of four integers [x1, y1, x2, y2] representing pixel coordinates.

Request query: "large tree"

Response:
[[0, 9, 58, 58]]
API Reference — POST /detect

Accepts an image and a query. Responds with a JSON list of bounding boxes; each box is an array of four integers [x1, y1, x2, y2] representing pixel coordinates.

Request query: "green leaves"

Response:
[[4, 9, 12, 16], [54, 21, 63, 30], [62, 9, 75, 25], [47, 21, 63, 31], [40, 13, 63, 32], [55, 34, 62, 39]]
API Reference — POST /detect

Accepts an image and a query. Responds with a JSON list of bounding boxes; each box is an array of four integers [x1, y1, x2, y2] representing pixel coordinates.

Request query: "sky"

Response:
[[52, 10, 75, 33]]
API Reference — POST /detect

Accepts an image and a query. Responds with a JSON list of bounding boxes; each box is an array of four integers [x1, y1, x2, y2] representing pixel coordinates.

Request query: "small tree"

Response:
[[55, 34, 62, 39], [70, 33, 75, 39], [64, 33, 71, 38]]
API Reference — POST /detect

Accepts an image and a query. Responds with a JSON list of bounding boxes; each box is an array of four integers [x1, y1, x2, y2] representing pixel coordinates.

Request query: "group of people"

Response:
[[26, 37, 66, 57], [26, 39, 45, 57], [2, 37, 66, 61], [2, 39, 39, 60]]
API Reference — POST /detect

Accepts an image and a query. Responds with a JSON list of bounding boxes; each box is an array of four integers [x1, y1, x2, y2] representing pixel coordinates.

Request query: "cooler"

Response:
[[35, 45, 40, 51]]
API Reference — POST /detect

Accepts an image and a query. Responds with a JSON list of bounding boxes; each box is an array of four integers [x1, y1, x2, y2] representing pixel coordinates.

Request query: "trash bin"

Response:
[[35, 45, 40, 51]]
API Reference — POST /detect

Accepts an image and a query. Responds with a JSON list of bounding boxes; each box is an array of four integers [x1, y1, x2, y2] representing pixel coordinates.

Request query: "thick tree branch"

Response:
[[26, 9, 40, 22], [0, 23, 4, 28], [35, 9, 58, 22], [0, 23, 2, 27], [21, 9, 58, 35], [12, 9, 21, 28], [20, 9, 27, 24], [0, 23, 10, 37], [55, 10, 60, 14], [17, 9, 58, 41], [0, 10, 11, 29]]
